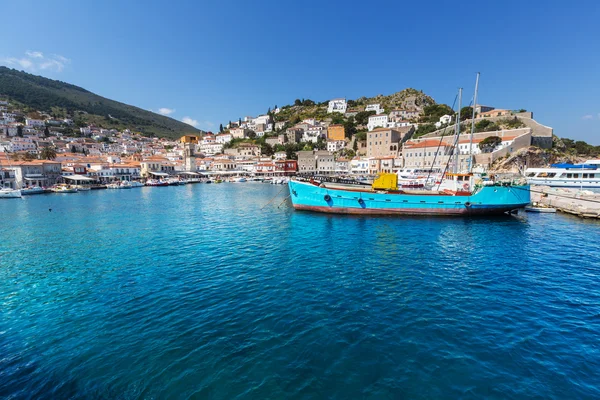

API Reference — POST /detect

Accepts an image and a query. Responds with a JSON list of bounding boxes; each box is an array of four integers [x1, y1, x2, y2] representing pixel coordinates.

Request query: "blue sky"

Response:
[[2, 0, 599, 143]]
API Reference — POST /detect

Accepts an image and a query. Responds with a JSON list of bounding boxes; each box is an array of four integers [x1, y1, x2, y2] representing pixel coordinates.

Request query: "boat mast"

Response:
[[453, 88, 462, 174], [468, 72, 480, 173]]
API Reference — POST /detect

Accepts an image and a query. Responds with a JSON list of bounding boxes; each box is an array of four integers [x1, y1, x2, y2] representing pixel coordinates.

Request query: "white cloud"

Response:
[[1, 51, 70, 72], [25, 51, 43, 59], [203, 121, 215, 128], [158, 107, 175, 116], [182, 117, 199, 127], [582, 115, 594, 120]]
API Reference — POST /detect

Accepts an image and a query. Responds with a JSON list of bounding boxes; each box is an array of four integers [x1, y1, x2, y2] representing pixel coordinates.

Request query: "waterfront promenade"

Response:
[[1, 184, 600, 398]]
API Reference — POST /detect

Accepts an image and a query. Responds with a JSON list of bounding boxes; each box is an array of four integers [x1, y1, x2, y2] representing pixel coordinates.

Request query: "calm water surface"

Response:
[[1, 184, 600, 399]]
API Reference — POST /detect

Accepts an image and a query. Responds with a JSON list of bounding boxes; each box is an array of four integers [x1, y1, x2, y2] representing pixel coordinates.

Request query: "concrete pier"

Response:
[[531, 186, 600, 219]]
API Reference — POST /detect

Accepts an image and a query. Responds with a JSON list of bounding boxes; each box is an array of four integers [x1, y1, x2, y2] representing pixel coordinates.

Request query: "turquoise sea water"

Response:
[[1, 183, 600, 399]]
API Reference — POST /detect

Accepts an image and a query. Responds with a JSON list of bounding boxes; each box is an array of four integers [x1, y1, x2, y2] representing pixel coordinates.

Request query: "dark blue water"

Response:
[[1, 184, 600, 399]]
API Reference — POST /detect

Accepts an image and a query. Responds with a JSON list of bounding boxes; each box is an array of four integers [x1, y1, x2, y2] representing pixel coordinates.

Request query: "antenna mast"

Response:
[[468, 72, 480, 173]]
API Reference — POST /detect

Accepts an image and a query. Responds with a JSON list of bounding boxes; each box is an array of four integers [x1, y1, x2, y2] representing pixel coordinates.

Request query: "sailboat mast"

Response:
[[453, 88, 462, 173], [468, 72, 480, 173]]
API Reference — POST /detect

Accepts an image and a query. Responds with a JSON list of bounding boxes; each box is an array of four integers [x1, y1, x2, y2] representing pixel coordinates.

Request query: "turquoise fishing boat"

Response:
[[288, 174, 530, 216]]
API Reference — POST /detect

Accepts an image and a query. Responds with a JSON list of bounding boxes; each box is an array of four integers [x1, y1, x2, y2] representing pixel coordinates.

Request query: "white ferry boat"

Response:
[[525, 160, 600, 188]]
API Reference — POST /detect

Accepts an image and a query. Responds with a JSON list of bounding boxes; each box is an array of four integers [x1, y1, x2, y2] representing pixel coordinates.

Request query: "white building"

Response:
[[435, 114, 453, 129], [302, 125, 326, 143], [367, 114, 389, 131], [327, 98, 347, 114], [350, 158, 369, 174], [216, 133, 233, 144], [25, 118, 45, 128], [365, 104, 384, 114], [327, 140, 346, 153]]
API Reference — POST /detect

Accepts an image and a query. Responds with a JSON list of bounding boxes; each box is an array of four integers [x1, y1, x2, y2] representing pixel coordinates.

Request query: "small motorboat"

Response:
[[21, 186, 47, 195], [52, 184, 78, 193], [130, 181, 144, 188], [525, 202, 557, 213]]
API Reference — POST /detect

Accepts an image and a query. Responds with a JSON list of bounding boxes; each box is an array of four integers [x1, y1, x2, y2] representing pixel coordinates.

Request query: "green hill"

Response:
[[0, 66, 202, 138], [272, 88, 436, 124]]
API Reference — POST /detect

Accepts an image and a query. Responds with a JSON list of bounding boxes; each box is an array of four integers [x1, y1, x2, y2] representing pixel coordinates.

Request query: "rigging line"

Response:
[[424, 94, 458, 184], [276, 193, 292, 208], [260, 185, 287, 209]]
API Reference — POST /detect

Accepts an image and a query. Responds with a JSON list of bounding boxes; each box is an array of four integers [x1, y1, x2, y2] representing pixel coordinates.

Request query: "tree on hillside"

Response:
[[302, 99, 315, 106], [315, 137, 326, 150], [247, 130, 257, 139], [261, 143, 274, 156], [422, 104, 454, 122], [267, 107, 271, 114], [343, 117, 357, 139], [414, 123, 437, 138], [459, 106, 474, 121], [354, 110, 376, 125], [44, 126, 50, 137], [475, 119, 500, 133], [294, 99, 302, 106], [285, 143, 298, 160], [23, 152, 35, 161], [478, 136, 502, 153], [330, 113, 345, 125], [219, 123, 223, 132], [71, 145, 77, 153], [353, 140, 358, 151], [40, 145, 57, 160], [17, 125, 23, 137]]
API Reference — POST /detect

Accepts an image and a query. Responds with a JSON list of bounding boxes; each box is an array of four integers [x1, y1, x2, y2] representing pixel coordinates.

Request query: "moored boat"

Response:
[[288, 173, 530, 216], [525, 160, 600, 188], [21, 186, 48, 195], [52, 184, 78, 193], [145, 179, 169, 187], [524, 202, 557, 213], [0, 188, 22, 198]]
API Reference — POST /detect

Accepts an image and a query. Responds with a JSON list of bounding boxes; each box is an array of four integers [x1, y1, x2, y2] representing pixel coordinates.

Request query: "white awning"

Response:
[[149, 171, 170, 177], [25, 176, 47, 180], [63, 174, 95, 181]]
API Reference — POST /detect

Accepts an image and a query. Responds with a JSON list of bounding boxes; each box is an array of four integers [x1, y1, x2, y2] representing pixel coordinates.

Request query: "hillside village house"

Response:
[[25, 118, 45, 128], [327, 98, 347, 114], [215, 133, 233, 144], [286, 128, 303, 144], [367, 114, 389, 131], [435, 114, 453, 128], [367, 127, 414, 158], [275, 121, 287, 131], [478, 109, 511, 119], [327, 140, 346, 153], [1, 159, 62, 187], [390, 109, 420, 120], [224, 143, 261, 158], [474, 104, 495, 114], [402, 140, 453, 169], [302, 125, 325, 143], [230, 127, 250, 139], [327, 124, 345, 141], [140, 160, 175, 178], [350, 158, 369, 174], [369, 156, 396, 174], [297, 150, 335, 175], [265, 136, 282, 147], [335, 158, 350, 173], [365, 104, 384, 114]]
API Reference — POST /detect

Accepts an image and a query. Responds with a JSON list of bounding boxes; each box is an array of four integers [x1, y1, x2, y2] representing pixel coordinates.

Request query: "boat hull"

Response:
[[0, 189, 22, 198], [288, 180, 530, 216]]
